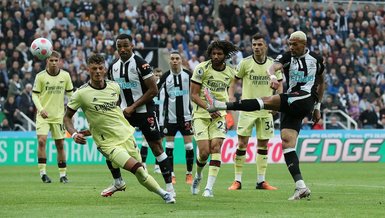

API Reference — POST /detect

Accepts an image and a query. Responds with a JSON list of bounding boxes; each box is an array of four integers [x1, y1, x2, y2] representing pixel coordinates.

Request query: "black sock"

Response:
[[140, 146, 148, 163], [227, 99, 261, 111], [158, 158, 172, 184], [165, 147, 174, 172], [186, 149, 194, 172], [106, 159, 121, 179], [284, 151, 303, 182]]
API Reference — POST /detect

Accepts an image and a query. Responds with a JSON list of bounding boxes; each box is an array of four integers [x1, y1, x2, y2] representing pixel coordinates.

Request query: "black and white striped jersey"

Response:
[[107, 54, 155, 113], [154, 81, 165, 126], [158, 69, 192, 124], [275, 50, 324, 101]]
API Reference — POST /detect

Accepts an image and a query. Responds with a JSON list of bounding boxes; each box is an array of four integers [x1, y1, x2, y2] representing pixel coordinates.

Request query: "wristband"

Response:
[[314, 103, 321, 110], [269, 75, 277, 80], [71, 132, 78, 139]]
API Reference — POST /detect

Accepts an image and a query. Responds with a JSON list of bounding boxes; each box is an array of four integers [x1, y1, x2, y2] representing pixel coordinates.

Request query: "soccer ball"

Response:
[[30, 38, 53, 60]]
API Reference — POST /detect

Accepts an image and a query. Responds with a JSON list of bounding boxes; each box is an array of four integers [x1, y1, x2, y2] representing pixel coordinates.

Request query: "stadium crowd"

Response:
[[0, 0, 384, 130]]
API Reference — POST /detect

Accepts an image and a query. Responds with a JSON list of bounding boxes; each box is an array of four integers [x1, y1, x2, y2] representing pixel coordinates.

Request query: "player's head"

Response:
[[116, 33, 134, 62], [87, 53, 106, 83], [288, 31, 307, 57], [251, 33, 267, 58], [169, 51, 182, 72], [153, 68, 162, 80], [46, 50, 61, 71], [206, 40, 238, 66]]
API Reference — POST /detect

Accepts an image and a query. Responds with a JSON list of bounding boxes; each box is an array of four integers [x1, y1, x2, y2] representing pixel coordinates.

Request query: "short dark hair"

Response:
[[252, 33, 265, 42], [87, 53, 105, 65], [116, 33, 133, 42], [206, 40, 239, 59]]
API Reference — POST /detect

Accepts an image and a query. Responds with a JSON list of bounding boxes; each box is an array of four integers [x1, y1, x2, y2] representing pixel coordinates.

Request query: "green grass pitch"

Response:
[[1, 163, 384, 217]]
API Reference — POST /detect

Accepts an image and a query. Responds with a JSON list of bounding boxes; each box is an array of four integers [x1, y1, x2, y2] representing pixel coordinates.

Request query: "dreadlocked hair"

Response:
[[206, 40, 239, 59]]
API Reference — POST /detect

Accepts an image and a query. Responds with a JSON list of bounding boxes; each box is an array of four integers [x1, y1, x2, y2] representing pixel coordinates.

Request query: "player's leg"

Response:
[[100, 159, 127, 197], [190, 118, 210, 195], [140, 136, 149, 169], [165, 136, 176, 184], [36, 121, 50, 183], [228, 112, 253, 190], [203, 116, 226, 197], [52, 123, 68, 183], [255, 117, 277, 190], [228, 135, 248, 190], [181, 120, 194, 185]]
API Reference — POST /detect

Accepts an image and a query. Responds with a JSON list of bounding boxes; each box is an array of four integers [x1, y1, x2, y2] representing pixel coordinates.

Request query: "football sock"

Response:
[[205, 153, 221, 190], [58, 161, 67, 177], [156, 152, 172, 184], [135, 167, 165, 196], [140, 142, 149, 163], [234, 148, 246, 182], [106, 159, 122, 179], [38, 158, 47, 176], [185, 142, 194, 172], [166, 141, 174, 173], [196, 155, 207, 178], [256, 149, 268, 183], [283, 149, 303, 182], [226, 98, 263, 111]]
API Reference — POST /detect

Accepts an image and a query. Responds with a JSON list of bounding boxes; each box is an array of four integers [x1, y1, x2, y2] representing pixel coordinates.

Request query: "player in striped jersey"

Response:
[[158, 51, 194, 185], [103, 34, 174, 197], [206, 31, 326, 200], [227, 34, 282, 191]]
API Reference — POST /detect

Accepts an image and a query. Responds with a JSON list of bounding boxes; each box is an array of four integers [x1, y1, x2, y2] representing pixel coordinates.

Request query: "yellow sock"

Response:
[[38, 164, 46, 177], [206, 153, 221, 190], [234, 147, 246, 182], [256, 150, 268, 183], [59, 168, 67, 177], [135, 167, 163, 196]]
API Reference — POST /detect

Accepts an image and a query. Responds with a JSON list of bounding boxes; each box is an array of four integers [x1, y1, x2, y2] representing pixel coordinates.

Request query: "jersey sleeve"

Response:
[[65, 72, 74, 92], [135, 56, 153, 80], [275, 52, 291, 66], [32, 74, 42, 93], [191, 64, 205, 84], [235, 60, 245, 79], [67, 89, 81, 111]]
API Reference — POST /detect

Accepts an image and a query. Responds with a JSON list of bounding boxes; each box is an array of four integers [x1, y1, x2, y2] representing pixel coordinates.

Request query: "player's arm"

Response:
[[228, 77, 240, 102], [312, 59, 326, 124], [63, 107, 87, 144], [32, 91, 48, 119], [190, 81, 206, 109], [267, 62, 283, 90]]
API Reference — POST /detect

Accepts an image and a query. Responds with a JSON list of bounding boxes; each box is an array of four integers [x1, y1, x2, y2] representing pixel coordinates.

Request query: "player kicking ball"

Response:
[[63, 54, 175, 204]]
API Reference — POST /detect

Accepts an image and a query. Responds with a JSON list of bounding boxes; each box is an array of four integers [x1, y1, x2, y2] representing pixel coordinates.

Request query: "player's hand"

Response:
[[73, 133, 87, 144], [270, 78, 279, 90], [312, 109, 321, 124], [123, 106, 135, 118], [79, 129, 91, 136], [269, 110, 278, 116], [40, 109, 48, 119], [209, 111, 221, 119]]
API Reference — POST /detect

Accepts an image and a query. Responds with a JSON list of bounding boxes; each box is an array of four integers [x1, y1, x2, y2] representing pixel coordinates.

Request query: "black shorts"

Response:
[[127, 112, 162, 142], [163, 120, 194, 137], [279, 92, 316, 132]]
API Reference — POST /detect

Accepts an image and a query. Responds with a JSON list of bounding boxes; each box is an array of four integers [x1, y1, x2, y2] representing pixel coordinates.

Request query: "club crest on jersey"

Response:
[[147, 117, 155, 125]]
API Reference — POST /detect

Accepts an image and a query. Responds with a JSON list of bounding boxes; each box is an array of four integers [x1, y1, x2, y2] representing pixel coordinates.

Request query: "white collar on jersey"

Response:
[[120, 53, 135, 64], [297, 49, 309, 58], [170, 68, 183, 75]]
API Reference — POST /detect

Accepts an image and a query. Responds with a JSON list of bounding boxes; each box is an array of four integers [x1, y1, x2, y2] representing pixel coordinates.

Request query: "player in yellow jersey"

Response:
[[190, 41, 239, 197], [63, 54, 175, 204], [227, 34, 283, 191], [32, 51, 74, 183]]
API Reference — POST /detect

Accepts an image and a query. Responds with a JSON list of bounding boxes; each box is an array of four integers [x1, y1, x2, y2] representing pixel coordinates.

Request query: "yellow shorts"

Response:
[[192, 117, 227, 141], [97, 137, 141, 169], [237, 112, 274, 140], [36, 121, 65, 140]]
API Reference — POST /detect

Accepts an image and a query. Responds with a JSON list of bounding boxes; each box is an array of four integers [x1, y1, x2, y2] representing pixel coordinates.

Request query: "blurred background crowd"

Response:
[[0, 0, 384, 131]]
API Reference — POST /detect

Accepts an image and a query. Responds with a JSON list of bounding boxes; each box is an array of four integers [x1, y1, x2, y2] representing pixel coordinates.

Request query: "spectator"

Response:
[[359, 104, 378, 129], [17, 83, 34, 122], [301, 117, 312, 130], [326, 116, 343, 129], [7, 74, 23, 99], [3, 95, 22, 130]]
